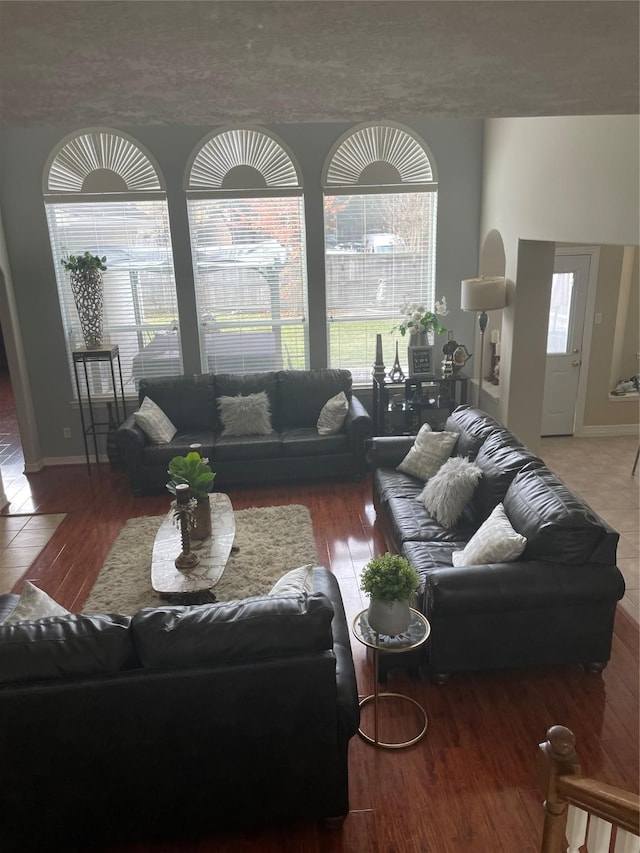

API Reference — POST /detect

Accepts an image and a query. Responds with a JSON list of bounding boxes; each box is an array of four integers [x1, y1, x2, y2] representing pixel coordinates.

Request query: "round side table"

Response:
[[352, 607, 431, 749]]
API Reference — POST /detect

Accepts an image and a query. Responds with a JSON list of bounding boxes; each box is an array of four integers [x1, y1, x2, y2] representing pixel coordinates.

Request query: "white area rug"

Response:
[[82, 504, 318, 615]]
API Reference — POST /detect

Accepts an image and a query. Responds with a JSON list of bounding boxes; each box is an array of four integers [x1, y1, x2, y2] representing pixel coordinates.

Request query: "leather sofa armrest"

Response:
[[115, 416, 148, 494], [344, 394, 373, 476], [368, 435, 415, 469], [424, 559, 625, 617]]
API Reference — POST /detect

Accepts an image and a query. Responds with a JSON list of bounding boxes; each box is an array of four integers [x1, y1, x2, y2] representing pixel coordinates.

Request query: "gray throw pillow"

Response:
[[218, 391, 272, 436], [452, 502, 527, 566], [133, 397, 177, 444], [397, 424, 459, 481], [268, 564, 315, 596], [5, 581, 70, 623], [417, 456, 482, 528], [317, 391, 349, 435]]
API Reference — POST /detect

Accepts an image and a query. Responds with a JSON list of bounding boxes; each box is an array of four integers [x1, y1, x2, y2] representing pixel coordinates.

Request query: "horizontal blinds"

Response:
[[187, 196, 308, 374], [324, 191, 437, 384], [46, 200, 181, 395]]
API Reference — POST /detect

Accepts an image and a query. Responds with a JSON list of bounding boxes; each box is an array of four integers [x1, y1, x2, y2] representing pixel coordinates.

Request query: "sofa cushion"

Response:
[[5, 581, 69, 622], [139, 375, 216, 433], [0, 613, 135, 684], [397, 425, 458, 481], [277, 369, 352, 428], [473, 429, 544, 521], [444, 405, 503, 460], [417, 456, 483, 528], [132, 592, 335, 669], [452, 502, 527, 567], [218, 391, 273, 436], [281, 427, 348, 457], [374, 467, 425, 504], [317, 391, 349, 435], [141, 432, 216, 467], [386, 495, 476, 545], [133, 397, 178, 444], [213, 432, 282, 462], [504, 465, 609, 564]]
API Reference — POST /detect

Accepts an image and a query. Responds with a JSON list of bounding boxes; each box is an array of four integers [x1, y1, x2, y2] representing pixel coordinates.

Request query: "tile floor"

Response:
[[0, 513, 66, 594]]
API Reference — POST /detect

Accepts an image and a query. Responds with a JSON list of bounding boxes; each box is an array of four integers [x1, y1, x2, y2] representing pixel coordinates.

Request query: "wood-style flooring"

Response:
[[0, 371, 638, 853]]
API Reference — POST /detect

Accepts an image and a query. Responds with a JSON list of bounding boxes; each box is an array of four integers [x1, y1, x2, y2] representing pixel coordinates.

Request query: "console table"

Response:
[[372, 373, 468, 436]]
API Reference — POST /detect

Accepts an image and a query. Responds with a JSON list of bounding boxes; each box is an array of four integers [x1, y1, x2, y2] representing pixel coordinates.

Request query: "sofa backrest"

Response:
[[445, 405, 504, 460], [503, 465, 617, 565], [139, 374, 216, 432], [0, 613, 135, 685], [132, 592, 335, 669], [277, 369, 353, 428]]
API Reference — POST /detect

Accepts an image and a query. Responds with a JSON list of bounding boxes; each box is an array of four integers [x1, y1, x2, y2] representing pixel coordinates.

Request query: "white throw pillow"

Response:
[[417, 456, 482, 528], [268, 564, 315, 596], [5, 581, 70, 623], [397, 425, 459, 481], [452, 502, 527, 566], [317, 391, 349, 435], [133, 397, 177, 444], [218, 392, 273, 437]]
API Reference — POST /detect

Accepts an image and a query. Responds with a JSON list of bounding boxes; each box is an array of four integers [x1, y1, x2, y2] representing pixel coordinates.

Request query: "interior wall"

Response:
[[480, 115, 640, 449], [0, 118, 483, 463]]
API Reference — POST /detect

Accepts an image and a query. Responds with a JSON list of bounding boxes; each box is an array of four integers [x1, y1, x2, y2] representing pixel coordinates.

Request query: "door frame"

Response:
[[552, 245, 600, 436]]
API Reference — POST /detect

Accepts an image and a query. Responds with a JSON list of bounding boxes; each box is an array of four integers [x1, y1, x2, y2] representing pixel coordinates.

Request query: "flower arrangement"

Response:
[[394, 295, 449, 337], [61, 252, 107, 274], [360, 553, 420, 603]]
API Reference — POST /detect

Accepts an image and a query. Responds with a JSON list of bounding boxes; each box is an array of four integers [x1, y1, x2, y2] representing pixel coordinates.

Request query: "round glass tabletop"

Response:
[[352, 607, 431, 653]]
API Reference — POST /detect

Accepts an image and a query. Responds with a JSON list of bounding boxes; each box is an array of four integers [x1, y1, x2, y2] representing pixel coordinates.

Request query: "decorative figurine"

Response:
[[388, 341, 406, 382], [172, 483, 200, 571]]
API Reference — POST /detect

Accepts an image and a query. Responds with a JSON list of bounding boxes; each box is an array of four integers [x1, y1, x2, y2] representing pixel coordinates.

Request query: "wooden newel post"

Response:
[[537, 725, 581, 853]]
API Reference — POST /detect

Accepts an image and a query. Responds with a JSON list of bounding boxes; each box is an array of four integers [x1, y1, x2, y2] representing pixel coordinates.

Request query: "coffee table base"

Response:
[[358, 692, 428, 749]]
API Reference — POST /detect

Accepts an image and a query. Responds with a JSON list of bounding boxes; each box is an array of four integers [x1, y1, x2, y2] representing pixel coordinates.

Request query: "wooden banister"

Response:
[[538, 725, 640, 853]]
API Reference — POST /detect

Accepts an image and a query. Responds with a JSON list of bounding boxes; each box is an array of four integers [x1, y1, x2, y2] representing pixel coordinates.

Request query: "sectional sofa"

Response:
[[116, 368, 372, 494], [369, 406, 625, 681], [0, 568, 359, 851]]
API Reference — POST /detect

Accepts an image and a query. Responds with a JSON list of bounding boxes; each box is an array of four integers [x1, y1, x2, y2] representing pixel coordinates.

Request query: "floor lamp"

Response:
[[460, 276, 507, 407]]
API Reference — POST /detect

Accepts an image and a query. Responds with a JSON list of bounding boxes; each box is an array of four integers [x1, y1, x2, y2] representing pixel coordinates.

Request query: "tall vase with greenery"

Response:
[[61, 252, 107, 348], [393, 296, 449, 345], [167, 449, 216, 540], [360, 553, 420, 636]]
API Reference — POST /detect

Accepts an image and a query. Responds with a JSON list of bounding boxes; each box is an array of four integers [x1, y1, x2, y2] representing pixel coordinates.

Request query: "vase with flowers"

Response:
[[393, 296, 449, 346]]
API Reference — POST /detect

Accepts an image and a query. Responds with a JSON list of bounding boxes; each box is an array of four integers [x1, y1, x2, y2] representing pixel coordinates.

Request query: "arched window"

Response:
[[323, 123, 438, 383], [186, 127, 307, 374], [44, 129, 181, 393]]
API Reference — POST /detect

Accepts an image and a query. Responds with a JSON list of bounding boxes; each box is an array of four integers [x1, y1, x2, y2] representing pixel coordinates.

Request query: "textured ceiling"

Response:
[[0, 0, 638, 127]]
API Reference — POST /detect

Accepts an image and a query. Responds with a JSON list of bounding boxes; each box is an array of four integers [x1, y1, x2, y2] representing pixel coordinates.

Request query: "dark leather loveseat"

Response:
[[369, 406, 625, 682], [0, 568, 359, 851], [116, 368, 372, 494]]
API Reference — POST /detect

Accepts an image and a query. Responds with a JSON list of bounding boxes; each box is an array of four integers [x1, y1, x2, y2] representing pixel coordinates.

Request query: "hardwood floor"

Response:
[[0, 371, 638, 853]]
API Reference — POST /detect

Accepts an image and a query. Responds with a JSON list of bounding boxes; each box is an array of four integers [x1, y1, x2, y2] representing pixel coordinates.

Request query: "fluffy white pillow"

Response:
[[5, 581, 70, 623], [133, 397, 177, 444], [452, 502, 527, 566], [218, 392, 272, 437], [418, 456, 482, 528], [397, 424, 459, 481], [268, 564, 315, 596], [317, 391, 349, 435]]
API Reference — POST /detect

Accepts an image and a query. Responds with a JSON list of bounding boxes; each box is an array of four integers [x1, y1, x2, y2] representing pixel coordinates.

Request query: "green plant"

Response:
[[393, 296, 449, 337], [360, 553, 419, 603], [167, 451, 215, 503], [61, 252, 107, 274]]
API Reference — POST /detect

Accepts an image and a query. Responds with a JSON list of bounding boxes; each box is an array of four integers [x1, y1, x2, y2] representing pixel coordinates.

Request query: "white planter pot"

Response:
[[367, 597, 411, 636]]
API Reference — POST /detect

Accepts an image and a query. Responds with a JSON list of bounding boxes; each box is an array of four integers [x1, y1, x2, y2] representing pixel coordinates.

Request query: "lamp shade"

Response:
[[460, 276, 507, 312]]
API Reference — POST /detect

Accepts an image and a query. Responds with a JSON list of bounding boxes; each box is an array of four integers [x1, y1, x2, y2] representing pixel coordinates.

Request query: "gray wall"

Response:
[[0, 118, 483, 462]]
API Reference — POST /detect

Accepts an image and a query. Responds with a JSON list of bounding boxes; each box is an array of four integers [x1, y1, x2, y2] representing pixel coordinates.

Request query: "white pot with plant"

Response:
[[360, 553, 420, 636], [61, 252, 107, 348], [167, 448, 216, 540], [394, 296, 449, 346]]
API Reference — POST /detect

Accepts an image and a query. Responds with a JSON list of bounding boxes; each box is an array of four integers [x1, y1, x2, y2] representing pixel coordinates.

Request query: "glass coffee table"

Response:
[[151, 492, 236, 603], [352, 607, 431, 749]]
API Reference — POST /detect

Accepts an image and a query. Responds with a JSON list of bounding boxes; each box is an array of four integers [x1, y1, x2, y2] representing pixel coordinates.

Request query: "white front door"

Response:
[[541, 253, 591, 436]]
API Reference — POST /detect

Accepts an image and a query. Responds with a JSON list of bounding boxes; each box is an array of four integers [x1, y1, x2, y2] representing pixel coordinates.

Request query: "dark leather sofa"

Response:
[[0, 568, 359, 851], [116, 368, 372, 494], [369, 406, 625, 682]]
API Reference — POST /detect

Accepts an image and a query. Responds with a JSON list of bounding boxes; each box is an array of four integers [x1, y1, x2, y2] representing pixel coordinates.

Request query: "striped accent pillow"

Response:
[[317, 391, 349, 435], [397, 424, 459, 481], [452, 502, 527, 567], [133, 397, 177, 444]]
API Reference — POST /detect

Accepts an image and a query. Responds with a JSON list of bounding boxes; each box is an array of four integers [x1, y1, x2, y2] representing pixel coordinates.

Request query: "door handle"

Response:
[[572, 348, 580, 353], [571, 359, 582, 366]]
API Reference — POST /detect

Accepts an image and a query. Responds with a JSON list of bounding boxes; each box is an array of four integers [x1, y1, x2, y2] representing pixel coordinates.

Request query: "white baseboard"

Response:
[[37, 455, 105, 468], [577, 424, 639, 437]]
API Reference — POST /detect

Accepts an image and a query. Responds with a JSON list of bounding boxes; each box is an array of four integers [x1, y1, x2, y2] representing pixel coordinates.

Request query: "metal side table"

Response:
[[352, 607, 430, 749]]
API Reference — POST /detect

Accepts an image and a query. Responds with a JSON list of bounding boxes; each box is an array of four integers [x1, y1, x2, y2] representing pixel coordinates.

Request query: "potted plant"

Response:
[[167, 447, 216, 540], [360, 553, 420, 636], [393, 296, 449, 345], [61, 252, 107, 348]]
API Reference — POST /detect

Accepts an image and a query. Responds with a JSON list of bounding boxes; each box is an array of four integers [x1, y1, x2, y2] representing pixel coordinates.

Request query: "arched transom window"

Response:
[[44, 129, 181, 393], [323, 123, 438, 383], [186, 128, 308, 374]]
